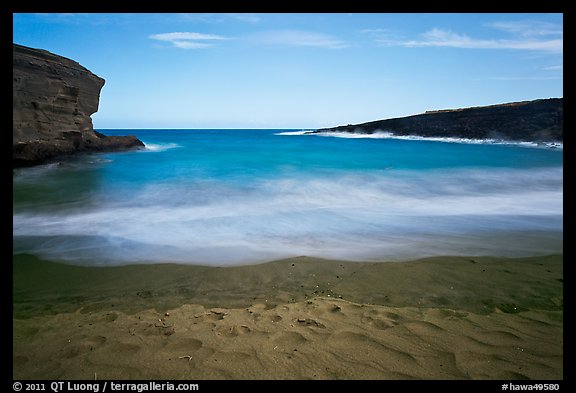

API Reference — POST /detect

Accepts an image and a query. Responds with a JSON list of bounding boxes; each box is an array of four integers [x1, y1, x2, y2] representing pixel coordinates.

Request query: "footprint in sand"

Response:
[[216, 324, 252, 338], [271, 331, 307, 348], [296, 318, 325, 328], [164, 339, 216, 367], [138, 320, 176, 336], [57, 335, 107, 359]]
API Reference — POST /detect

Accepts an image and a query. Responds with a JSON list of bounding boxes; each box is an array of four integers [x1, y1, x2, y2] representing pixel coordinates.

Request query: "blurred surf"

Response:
[[13, 129, 563, 266]]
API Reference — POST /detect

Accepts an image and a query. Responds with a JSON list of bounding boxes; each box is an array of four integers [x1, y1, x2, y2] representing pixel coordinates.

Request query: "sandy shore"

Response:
[[13, 253, 563, 380]]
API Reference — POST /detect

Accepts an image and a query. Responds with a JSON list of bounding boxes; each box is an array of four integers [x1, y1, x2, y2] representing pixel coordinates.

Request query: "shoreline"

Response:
[[13, 253, 563, 380]]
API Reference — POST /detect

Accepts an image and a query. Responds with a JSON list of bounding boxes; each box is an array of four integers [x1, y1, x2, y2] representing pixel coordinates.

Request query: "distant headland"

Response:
[[13, 44, 144, 167], [314, 98, 563, 142]]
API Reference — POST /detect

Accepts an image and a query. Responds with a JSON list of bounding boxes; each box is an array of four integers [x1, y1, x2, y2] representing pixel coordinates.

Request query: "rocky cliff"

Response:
[[13, 44, 144, 167], [316, 98, 563, 142]]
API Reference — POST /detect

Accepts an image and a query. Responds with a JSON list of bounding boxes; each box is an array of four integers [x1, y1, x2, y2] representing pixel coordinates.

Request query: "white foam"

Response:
[[314, 131, 563, 149], [142, 142, 181, 152], [274, 130, 315, 136], [13, 166, 563, 265], [316, 131, 395, 139]]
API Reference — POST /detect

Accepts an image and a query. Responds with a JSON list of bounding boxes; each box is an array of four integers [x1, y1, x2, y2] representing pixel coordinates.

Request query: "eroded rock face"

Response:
[[13, 44, 144, 166], [316, 98, 563, 142]]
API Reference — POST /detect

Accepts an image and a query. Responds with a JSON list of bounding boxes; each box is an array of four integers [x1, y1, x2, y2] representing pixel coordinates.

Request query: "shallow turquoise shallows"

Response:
[[13, 129, 563, 266]]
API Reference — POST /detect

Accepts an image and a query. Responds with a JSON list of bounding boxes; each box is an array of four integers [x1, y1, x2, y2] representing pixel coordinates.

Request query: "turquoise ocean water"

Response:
[[13, 129, 563, 266]]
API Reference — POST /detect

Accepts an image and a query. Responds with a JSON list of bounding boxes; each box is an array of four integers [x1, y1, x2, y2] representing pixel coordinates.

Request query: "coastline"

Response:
[[13, 253, 563, 380]]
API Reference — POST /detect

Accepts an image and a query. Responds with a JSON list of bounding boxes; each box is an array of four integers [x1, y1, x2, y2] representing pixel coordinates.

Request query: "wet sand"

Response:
[[13, 253, 563, 380]]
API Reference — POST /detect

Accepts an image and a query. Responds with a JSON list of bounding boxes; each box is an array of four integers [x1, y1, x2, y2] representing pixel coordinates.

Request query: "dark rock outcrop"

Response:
[[315, 98, 563, 142], [13, 44, 144, 167]]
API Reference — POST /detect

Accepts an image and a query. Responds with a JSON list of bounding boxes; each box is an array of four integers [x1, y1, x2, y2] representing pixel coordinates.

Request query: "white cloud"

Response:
[[248, 30, 350, 49], [149, 32, 227, 49], [169, 41, 214, 49], [365, 19, 562, 55], [487, 21, 563, 37], [544, 65, 563, 71], [149, 29, 349, 50], [150, 32, 226, 41], [400, 28, 562, 54]]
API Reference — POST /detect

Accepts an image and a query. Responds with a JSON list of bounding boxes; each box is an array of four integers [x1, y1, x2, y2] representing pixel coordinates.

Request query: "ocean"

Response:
[[13, 129, 563, 266]]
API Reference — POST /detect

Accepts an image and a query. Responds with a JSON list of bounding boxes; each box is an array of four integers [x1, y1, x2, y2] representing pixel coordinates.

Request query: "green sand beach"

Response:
[[13, 253, 563, 380]]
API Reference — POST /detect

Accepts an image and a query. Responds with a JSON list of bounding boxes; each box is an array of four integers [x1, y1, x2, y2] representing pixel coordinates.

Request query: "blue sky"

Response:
[[13, 13, 563, 129]]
